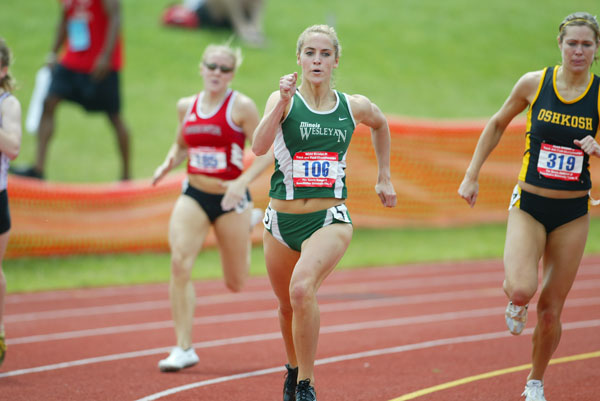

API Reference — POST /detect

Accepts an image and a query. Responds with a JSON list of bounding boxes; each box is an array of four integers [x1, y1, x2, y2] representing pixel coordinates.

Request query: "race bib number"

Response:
[[188, 146, 227, 174], [328, 204, 351, 223], [292, 151, 339, 188], [263, 205, 274, 230], [67, 18, 91, 52], [537, 143, 584, 181]]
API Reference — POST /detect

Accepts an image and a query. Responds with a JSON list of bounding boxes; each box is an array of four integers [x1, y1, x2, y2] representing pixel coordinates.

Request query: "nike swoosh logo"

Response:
[[339, 117, 347, 121]]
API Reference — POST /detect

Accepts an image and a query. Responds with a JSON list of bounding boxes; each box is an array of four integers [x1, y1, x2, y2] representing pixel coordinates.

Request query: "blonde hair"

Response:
[[296, 24, 341, 59], [0, 38, 16, 92], [200, 40, 243, 71], [559, 12, 600, 43]]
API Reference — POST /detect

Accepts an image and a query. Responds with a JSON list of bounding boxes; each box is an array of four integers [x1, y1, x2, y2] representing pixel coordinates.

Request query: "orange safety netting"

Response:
[[6, 116, 600, 258]]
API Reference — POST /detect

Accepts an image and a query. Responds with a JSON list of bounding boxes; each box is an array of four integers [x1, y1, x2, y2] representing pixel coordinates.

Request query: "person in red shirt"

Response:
[[152, 42, 272, 372], [13, 0, 130, 181]]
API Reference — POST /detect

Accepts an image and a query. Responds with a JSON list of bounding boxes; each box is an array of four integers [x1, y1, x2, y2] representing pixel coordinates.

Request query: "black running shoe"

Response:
[[283, 364, 298, 401], [295, 379, 316, 401], [9, 166, 44, 179]]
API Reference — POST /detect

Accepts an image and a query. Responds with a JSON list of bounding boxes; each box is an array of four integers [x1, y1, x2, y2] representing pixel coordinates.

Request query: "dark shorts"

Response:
[[0, 190, 10, 234], [48, 64, 121, 113], [182, 181, 251, 223], [509, 185, 589, 233], [195, 3, 233, 29]]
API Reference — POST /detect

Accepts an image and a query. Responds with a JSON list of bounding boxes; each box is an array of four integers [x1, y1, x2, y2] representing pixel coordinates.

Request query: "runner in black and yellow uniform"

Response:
[[459, 12, 600, 401], [253, 25, 397, 401]]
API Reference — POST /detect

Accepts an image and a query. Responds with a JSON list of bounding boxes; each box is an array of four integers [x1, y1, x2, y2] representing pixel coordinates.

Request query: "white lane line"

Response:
[[134, 319, 600, 401], [6, 287, 499, 344], [2, 299, 599, 380], [8, 283, 600, 346], [4, 271, 508, 323], [8, 272, 600, 324]]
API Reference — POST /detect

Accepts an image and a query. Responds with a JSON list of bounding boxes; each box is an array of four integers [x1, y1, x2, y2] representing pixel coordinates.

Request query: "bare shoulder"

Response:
[[514, 70, 545, 93], [176, 95, 196, 114], [232, 91, 258, 112], [346, 93, 381, 124], [0, 93, 22, 115], [266, 90, 282, 105], [263, 90, 286, 114], [231, 91, 259, 127], [346, 93, 371, 110]]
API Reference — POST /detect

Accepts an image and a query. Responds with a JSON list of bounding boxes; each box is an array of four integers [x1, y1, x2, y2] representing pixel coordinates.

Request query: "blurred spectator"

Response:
[[162, 0, 266, 47], [12, 0, 131, 181], [0, 38, 23, 367]]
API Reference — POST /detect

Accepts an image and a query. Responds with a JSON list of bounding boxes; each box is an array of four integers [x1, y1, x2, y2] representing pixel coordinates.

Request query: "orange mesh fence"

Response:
[[6, 116, 600, 258]]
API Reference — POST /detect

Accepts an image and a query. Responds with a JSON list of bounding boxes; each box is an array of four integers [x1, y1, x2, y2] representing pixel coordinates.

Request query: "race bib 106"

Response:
[[188, 146, 227, 174], [292, 151, 339, 187], [537, 143, 584, 181]]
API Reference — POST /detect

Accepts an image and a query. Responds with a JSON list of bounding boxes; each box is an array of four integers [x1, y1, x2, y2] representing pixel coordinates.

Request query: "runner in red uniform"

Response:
[[152, 42, 272, 372]]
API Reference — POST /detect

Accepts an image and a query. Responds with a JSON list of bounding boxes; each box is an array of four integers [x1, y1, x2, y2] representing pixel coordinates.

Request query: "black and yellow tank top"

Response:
[[518, 66, 600, 190]]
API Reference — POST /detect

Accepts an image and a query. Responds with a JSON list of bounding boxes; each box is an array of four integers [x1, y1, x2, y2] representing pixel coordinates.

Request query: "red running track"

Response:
[[1, 257, 599, 401]]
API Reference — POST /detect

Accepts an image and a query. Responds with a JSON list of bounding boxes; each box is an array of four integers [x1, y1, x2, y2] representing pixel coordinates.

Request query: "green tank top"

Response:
[[269, 90, 356, 200]]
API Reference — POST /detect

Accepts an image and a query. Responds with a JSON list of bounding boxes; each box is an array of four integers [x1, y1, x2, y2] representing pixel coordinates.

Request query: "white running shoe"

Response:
[[505, 301, 528, 335], [158, 346, 199, 372], [250, 207, 263, 228], [522, 380, 546, 401]]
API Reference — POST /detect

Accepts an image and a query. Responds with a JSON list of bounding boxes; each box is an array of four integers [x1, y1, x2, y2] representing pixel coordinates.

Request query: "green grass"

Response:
[[4, 0, 599, 181], [2, 0, 600, 292]]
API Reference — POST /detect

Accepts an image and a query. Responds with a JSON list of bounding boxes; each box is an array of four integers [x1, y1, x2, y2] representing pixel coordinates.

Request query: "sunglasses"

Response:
[[204, 62, 234, 73]]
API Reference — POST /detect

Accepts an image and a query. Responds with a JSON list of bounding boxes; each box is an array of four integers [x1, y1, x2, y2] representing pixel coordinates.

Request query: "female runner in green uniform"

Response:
[[253, 24, 397, 401]]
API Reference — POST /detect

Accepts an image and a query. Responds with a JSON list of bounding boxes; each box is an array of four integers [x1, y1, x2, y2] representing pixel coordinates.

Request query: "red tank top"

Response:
[[59, 0, 123, 73], [181, 89, 246, 180]]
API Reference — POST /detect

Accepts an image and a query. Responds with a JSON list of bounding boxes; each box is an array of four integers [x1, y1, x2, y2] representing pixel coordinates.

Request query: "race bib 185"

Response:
[[537, 143, 584, 181], [188, 146, 227, 174], [292, 151, 339, 187]]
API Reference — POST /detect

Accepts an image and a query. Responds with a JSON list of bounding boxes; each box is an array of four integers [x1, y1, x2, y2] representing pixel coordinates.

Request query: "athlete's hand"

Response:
[[152, 157, 173, 186], [574, 136, 600, 158], [375, 178, 397, 208], [221, 178, 246, 211], [458, 175, 479, 207], [279, 72, 297, 103], [91, 53, 111, 81]]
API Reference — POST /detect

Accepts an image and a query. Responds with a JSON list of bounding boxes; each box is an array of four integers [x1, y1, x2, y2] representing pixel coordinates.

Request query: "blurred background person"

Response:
[[162, 0, 266, 47], [12, 0, 131, 181], [0, 38, 23, 366]]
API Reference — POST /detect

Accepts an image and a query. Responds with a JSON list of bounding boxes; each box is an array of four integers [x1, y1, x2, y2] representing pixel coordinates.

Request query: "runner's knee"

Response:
[[536, 304, 561, 333], [503, 280, 536, 306], [170, 253, 193, 283], [224, 272, 246, 293], [289, 280, 314, 311]]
